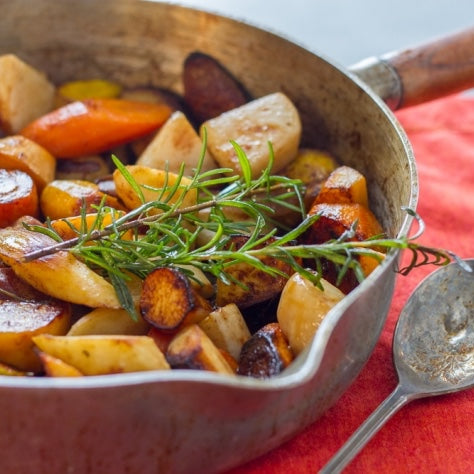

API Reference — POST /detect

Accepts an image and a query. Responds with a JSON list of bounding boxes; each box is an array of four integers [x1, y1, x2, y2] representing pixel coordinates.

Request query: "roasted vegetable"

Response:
[[0, 267, 71, 372], [0, 135, 56, 191], [237, 322, 293, 378], [0, 217, 121, 308], [136, 111, 217, 175], [55, 155, 110, 181], [33, 334, 170, 375], [166, 324, 236, 375], [37, 352, 83, 377], [139, 267, 212, 332], [202, 92, 301, 178], [0, 169, 39, 227], [0, 54, 55, 134], [277, 273, 344, 355], [57, 79, 122, 102], [183, 51, 251, 124], [40, 179, 125, 219], [199, 303, 251, 360], [20, 98, 172, 158]]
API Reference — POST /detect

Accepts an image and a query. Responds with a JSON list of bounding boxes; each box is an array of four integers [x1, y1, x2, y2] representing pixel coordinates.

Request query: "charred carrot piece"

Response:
[[20, 99, 172, 158]]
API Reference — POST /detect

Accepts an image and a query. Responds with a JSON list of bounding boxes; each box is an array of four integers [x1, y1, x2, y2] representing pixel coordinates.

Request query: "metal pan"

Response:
[[0, 1, 473, 472]]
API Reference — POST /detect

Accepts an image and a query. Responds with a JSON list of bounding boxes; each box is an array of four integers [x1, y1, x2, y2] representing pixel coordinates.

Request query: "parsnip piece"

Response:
[[113, 165, 197, 212], [201, 92, 301, 178], [199, 304, 251, 360], [237, 322, 293, 378], [277, 273, 344, 354], [166, 324, 235, 375], [0, 135, 56, 191], [40, 179, 125, 219], [136, 111, 217, 175], [139, 267, 211, 331], [67, 307, 149, 336], [0, 217, 121, 308], [37, 352, 83, 377], [0, 54, 55, 134], [33, 334, 170, 375]]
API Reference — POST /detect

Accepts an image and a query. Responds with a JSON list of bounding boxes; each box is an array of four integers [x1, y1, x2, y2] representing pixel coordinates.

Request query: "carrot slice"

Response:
[[20, 99, 172, 158]]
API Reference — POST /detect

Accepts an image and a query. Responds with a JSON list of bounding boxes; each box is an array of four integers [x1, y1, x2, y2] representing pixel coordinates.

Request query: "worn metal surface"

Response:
[[0, 1, 417, 472]]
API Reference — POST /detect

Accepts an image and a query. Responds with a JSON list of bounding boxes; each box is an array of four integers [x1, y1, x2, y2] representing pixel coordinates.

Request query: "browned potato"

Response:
[[215, 235, 294, 309], [183, 51, 251, 125], [40, 179, 125, 219], [237, 322, 293, 378], [0, 267, 72, 372], [0, 54, 55, 134], [33, 334, 170, 375], [37, 352, 84, 377], [0, 169, 39, 227], [166, 324, 235, 375], [0, 135, 56, 191], [139, 267, 212, 332], [0, 217, 121, 308]]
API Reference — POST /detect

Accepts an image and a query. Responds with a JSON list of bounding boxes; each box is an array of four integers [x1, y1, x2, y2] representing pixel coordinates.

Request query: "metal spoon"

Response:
[[320, 258, 474, 473]]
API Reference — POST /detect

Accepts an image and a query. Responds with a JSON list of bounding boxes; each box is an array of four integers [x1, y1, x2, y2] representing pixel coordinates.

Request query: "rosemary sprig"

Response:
[[22, 142, 458, 316]]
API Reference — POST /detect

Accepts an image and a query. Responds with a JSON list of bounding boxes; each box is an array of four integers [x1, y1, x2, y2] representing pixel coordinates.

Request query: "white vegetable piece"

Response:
[[277, 273, 344, 354], [137, 110, 217, 175], [0, 54, 55, 134], [201, 92, 301, 178]]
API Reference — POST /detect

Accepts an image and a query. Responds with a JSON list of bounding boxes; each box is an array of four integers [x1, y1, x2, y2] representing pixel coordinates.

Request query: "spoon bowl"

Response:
[[321, 258, 474, 473]]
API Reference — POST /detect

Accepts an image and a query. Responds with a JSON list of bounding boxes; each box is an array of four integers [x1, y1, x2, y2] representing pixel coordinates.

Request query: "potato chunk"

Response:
[[0, 54, 55, 134], [201, 92, 301, 178], [277, 274, 344, 355], [33, 334, 170, 375], [166, 324, 235, 375], [136, 111, 217, 175]]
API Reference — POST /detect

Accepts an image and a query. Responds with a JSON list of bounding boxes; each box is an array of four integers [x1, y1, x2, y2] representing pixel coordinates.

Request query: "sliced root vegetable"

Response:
[[0, 217, 121, 308], [113, 165, 197, 212], [0, 267, 72, 372], [215, 235, 294, 309], [201, 92, 301, 178], [20, 98, 172, 158], [55, 155, 110, 182], [37, 352, 83, 377], [166, 324, 236, 375], [313, 165, 369, 208], [198, 303, 251, 360], [136, 111, 217, 175], [277, 273, 344, 355], [0, 169, 38, 227], [0, 54, 55, 134], [237, 322, 293, 378], [0, 135, 56, 191], [57, 79, 122, 102], [32, 334, 170, 375], [67, 307, 149, 336], [139, 267, 212, 332], [183, 51, 252, 125], [40, 179, 125, 219]]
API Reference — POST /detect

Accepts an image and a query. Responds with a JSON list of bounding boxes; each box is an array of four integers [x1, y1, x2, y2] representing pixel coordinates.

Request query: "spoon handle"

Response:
[[319, 384, 415, 473]]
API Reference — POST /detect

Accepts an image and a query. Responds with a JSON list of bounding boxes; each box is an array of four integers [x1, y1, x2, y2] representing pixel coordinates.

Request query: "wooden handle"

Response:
[[350, 28, 474, 110]]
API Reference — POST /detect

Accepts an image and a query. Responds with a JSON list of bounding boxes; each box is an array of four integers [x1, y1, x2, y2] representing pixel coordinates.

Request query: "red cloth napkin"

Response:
[[229, 94, 474, 474]]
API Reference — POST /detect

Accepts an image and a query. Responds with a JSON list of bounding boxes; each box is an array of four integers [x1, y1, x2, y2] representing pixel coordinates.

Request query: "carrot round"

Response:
[[20, 99, 172, 158], [0, 169, 39, 227]]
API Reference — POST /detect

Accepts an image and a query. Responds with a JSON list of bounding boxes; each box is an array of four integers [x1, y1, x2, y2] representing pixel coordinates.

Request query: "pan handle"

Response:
[[349, 27, 474, 110]]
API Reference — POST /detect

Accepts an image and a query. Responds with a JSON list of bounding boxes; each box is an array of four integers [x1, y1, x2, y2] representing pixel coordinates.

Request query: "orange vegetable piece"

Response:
[[20, 98, 172, 158], [313, 165, 369, 208], [0, 169, 39, 227]]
